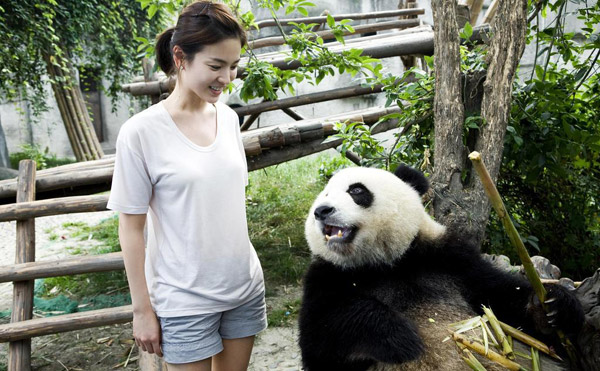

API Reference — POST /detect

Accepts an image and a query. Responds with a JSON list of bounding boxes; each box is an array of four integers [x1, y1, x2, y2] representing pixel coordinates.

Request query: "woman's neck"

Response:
[[164, 82, 209, 113]]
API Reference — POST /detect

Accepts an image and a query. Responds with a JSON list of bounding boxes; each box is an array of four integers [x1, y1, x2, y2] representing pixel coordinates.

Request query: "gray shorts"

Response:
[[158, 293, 267, 364]]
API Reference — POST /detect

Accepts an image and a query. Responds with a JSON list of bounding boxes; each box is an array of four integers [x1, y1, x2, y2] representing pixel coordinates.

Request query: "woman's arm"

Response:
[[119, 212, 163, 357]]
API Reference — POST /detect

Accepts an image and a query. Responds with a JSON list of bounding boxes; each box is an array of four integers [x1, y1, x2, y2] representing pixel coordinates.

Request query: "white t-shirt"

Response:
[[107, 101, 264, 317]]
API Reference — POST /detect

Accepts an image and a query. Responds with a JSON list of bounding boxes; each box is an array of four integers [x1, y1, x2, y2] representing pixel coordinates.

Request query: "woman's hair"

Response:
[[155, 1, 247, 75]]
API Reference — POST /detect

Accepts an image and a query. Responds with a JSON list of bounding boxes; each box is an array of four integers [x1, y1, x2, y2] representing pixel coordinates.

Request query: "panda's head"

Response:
[[305, 165, 446, 268]]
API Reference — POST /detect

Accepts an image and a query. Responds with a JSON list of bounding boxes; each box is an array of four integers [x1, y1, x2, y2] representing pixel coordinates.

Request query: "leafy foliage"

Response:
[[486, 0, 600, 278], [0, 0, 165, 115]]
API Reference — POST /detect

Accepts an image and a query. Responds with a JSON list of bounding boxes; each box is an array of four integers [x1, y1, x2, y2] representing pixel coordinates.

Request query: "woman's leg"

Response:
[[166, 358, 212, 371], [212, 335, 255, 371]]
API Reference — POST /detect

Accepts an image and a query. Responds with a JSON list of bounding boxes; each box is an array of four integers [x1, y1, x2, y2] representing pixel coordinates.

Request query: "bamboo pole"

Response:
[[8, 160, 36, 371], [0, 195, 108, 222], [249, 19, 420, 49], [499, 321, 562, 360], [468, 151, 580, 367], [254, 8, 425, 28], [0, 252, 123, 283], [45, 58, 84, 161], [482, 306, 514, 358], [468, 152, 546, 301], [453, 333, 525, 371], [0, 306, 133, 343]]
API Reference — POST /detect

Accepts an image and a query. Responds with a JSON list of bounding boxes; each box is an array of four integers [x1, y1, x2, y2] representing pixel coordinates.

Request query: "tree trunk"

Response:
[[430, 0, 467, 229], [430, 0, 528, 246], [469, 0, 528, 243], [43, 50, 104, 161]]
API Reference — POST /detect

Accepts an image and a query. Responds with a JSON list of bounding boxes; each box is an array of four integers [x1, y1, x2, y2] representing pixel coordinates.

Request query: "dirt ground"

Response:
[[0, 287, 303, 370]]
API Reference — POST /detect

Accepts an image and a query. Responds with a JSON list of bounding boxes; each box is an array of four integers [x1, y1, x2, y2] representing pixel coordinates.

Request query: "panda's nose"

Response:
[[314, 205, 335, 221]]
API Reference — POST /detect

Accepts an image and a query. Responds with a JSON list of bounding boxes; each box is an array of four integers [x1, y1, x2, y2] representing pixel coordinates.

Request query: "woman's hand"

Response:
[[133, 307, 163, 357]]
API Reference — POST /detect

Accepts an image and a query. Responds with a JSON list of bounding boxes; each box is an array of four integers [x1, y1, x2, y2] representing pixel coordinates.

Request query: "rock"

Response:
[[574, 269, 600, 371]]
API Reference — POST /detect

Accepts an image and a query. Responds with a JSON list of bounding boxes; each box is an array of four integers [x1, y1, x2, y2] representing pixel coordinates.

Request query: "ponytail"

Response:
[[156, 27, 176, 75]]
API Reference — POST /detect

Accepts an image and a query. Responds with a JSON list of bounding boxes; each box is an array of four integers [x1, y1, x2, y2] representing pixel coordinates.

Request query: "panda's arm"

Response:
[[458, 255, 585, 341], [299, 264, 424, 366]]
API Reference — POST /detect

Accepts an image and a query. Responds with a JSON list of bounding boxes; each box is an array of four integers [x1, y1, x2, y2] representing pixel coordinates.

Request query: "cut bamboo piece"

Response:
[[0, 306, 133, 343], [499, 321, 562, 360], [482, 307, 514, 359], [453, 333, 525, 371], [0, 252, 123, 283]]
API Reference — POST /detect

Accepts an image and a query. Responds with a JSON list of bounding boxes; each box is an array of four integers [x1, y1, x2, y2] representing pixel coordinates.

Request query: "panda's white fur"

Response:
[[305, 167, 446, 268]]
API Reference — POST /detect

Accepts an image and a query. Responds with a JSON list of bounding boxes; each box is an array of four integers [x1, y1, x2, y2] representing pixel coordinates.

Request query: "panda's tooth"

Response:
[[337, 230, 343, 237], [325, 235, 330, 241]]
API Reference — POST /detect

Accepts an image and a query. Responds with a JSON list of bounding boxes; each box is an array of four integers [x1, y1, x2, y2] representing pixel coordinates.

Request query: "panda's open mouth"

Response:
[[322, 224, 357, 244]]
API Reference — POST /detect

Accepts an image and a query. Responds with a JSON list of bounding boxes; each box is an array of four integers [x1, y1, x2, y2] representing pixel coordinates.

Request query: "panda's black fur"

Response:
[[299, 165, 585, 371]]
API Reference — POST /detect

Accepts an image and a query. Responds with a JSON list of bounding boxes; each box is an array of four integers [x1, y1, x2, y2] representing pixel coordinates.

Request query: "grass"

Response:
[[33, 153, 338, 325], [247, 153, 331, 294]]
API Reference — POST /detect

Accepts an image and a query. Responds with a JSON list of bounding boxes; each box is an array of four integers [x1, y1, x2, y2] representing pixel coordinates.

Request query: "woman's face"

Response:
[[178, 37, 241, 103]]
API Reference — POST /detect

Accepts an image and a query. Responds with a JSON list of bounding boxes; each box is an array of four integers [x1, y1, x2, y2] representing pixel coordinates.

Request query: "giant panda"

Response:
[[299, 165, 585, 371]]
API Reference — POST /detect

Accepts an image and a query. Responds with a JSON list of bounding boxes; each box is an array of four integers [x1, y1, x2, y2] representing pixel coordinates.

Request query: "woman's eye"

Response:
[[209, 65, 220, 70], [230, 65, 238, 70]]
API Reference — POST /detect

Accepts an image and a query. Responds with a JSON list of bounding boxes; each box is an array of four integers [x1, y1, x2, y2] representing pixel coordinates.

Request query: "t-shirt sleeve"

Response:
[[107, 125, 153, 214]]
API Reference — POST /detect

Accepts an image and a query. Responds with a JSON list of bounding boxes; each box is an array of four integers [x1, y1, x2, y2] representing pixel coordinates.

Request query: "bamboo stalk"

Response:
[[45, 57, 84, 161], [460, 347, 488, 371], [453, 333, 525, 371], [498, 321, 562, 360], [468, 151, 580, 366], [482, 307, 514, 359], [469, 152, 546, 301]]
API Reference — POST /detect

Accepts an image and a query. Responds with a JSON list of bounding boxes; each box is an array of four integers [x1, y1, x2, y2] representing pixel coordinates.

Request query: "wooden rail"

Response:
[[0, 306, 133, 343], [0, 252, 123, 283]]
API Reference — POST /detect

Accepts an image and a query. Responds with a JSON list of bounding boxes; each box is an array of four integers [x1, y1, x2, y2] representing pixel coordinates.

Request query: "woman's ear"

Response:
[[172, 45, 185, 70]]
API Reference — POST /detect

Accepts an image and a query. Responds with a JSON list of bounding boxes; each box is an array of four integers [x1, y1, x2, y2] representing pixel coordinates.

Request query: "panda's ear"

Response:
[[393, 164, 429, 196]]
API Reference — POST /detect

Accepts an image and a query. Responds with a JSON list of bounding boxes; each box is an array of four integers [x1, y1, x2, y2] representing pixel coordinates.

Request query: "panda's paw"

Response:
[[529, 284, 585, 337]]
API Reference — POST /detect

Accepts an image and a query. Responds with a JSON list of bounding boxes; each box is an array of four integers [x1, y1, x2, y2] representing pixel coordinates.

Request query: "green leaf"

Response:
[[327, 14, 335, 29], [462, 22, 473, 40]]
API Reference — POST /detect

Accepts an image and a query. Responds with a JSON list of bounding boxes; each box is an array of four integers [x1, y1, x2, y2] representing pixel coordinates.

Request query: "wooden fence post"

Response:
[[8, 160, 36, 371], [139, 351, 168, 370]]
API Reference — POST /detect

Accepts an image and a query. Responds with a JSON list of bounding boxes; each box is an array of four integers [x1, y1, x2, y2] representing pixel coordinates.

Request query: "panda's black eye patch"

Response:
[[347, 183, 373, 208]]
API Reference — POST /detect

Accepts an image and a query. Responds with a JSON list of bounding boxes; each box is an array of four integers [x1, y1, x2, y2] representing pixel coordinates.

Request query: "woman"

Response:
[[107, 2, 266, 370]]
